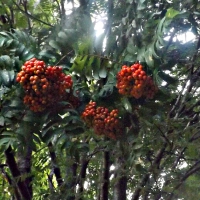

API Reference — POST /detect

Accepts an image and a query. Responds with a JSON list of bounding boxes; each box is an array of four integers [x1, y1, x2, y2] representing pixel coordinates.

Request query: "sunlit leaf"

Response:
[[122, 97, 132, 112], [0, 70, 10, 86], [70, 55, 88, 74], [99, 65, 107, 78], [158, 71, 177, 84], [145, 50, 154, 67], [137, 47, 145, 62], [166, 8, 180, 19]]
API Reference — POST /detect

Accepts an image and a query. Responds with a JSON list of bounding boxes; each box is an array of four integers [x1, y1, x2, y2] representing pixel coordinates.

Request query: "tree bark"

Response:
[[5, 146, 31, 200], [100, 151, 110, 200], [132, 145, 167, 200], [22, 0, 32, 33], [48, 142, 63, 187], [113, 154, 127, 200], [17, 123, 34, 199], [65, 162, 77, 200], [0, 164, 21, 200], [113, 175, 127, 200], [77, 155, 89, 200], [17, 145, 33, 199]]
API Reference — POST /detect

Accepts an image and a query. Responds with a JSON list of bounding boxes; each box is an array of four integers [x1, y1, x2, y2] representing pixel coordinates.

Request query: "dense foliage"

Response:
[[1, 0, 200, 199]]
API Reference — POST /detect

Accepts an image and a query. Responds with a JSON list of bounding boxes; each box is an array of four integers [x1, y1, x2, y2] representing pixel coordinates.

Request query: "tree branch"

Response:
[[77, 155, 89, 199], [1, 2, 14, 30], [100, 151, 110, 200], [48, 169, 55, 191], [22, 0, 32, 33], [12, 0, 53, 27], [166, 162, 200, 200], [0, 164, 21, 200], [48, 142, 63, 187], [5, 146, 31, 200], [132, 144, 167, 200]]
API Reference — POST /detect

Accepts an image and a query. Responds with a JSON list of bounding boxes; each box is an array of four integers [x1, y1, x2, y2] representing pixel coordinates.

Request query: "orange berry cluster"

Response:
[[116, 63, 157, 99], [81, 102, 123, 139], [16, 58, 73, 112], [81, 101, 96, 127]]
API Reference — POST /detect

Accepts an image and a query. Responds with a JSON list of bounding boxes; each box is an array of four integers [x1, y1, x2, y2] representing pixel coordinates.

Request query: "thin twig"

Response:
[[12, 0, 53, 27]]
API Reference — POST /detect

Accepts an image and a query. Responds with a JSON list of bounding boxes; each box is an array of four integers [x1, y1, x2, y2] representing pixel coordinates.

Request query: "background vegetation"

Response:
[[1, 0, 200, 199]]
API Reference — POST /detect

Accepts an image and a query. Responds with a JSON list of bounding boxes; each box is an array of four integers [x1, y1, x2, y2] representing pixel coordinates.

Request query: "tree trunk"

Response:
[[5, 146, 31, 200], [113, 175, 127, 200], [48, 142, 63, 187], [132, 145, 167, 200], [65, 162, 77, 200], [17, 124, 33, 199], [100, 151, 110, 200], [113, 155, 127, 200], [77, 154, 89, 200], [0, 164, 21, 200], [17, 145, 32, 198]]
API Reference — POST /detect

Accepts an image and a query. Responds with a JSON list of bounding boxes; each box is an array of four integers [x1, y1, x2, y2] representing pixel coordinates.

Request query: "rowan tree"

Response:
[[1, 0, 200, 200]]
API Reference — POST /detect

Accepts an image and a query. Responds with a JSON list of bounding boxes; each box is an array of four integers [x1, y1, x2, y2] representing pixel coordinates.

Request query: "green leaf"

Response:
[[65, 127, 85, 135], [137, 47, 145, 62], [23, 111, 41, 123], [148, 43, 159, 59], [22, 52, 35, 61], [92, 57, 100, 80], [0, 55, 13, 70], [0, 116, 5, 126], [0, 31, 12, 38], [0, 70, 11, 86], [39, 50, 56, 60], [122, 97, 132, 112], [58, 31, 68, 40], [0, 138, 13, 146], [70, 55, 88, 74], [99, 84, 114, 97], [0, 70, 15, 86], [77, 38, 92, 55], [124, 54, 136, 62], [144, 50, 154, 67], [84, 55, 97, 80], [49, 40, 61, 50], [41, 129, 56, 144], [155, 39, 164, 50], [157, 17, 166, 34], [77, 143, 89, 153], [43, 127, 66, 144], [158, 71, 177, 84], [15, 45, 26, 56], [132, 143, 143, 150], [56, 134, 70, 148], [166, 8, 180, 19], [187, 144, 198, 158], [5, 39, 14, 47], [0, 37, 7, 47], [9, 99, 23, 108], [137, 1, 146, 10], [0, 131, 17, 147], [32, 133, 41, 144], [99, 65, 107, 78], [2, 131, 15, 136], [127, 43, 138, 55]]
